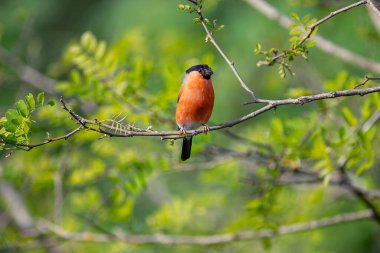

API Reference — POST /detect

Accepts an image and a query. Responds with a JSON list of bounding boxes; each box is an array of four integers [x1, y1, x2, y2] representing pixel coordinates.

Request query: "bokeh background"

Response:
[[1, 0, 380, 252]]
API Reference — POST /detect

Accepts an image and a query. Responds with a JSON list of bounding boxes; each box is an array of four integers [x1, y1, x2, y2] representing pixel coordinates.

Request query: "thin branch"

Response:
[[36, 210, 373, 245], [187, 0, 198, 4], [0, 46, 57, 94], [368, 0, 380, 16], [0, 179, 62, 252], [354, 76, 380, 89], [338, 163, 380, 224], [298, 0, 367, 45], [0, 126, 83, 151], [244, 0, 380, 74], [333, 102, 380, 224], [187, 0, 257, 100], [277, 165, 380, 199], [0, 180, 35, 234]]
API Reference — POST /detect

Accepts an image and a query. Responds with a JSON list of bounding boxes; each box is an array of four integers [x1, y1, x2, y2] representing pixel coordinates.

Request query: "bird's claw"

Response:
[[179, 127, 187, 136], [202, 124, 210, 135]]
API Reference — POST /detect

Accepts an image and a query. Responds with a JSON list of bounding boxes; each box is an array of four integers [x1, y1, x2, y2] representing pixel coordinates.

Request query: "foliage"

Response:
[[0, 0, 380, 253], [255, 12, 318, 78], [0, 92, 45, 150]]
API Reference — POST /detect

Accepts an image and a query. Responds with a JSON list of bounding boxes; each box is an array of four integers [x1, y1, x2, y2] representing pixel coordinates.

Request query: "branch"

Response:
[[187, 0, 257, 100], [354, 76, 380, 89], [297, 0, 367, 46], [368, 0, 380, 16], [338, 163, 380, 224], [244, 0, 380, 74], [333, 103, 380, 223], [0, 180, 34, 234], [64, 85, 380, 139], [0, 46, 57, 94], [0, 126, 83, 151], [2, 82, 380, 150], [0, 179, 62, 253], [36, 210, 373, 245]]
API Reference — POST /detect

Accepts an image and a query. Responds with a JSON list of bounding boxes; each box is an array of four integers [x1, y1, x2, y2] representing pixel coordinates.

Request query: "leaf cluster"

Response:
[[255, 12, 318, 78], [0, 92, 46, 149]]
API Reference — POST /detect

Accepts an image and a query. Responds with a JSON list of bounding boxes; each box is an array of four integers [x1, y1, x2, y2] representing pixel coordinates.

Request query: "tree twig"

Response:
[[333, 102, 380, 224], [187, 0, 257, 100], [0, 126, 83, 151], [35, 210, 373, 245], [338, 162, 380, 224], [354, 76, 380, 89], [294, 0, 367, 47], [244, 0, 380, 74], [0, 46, 57, 94]]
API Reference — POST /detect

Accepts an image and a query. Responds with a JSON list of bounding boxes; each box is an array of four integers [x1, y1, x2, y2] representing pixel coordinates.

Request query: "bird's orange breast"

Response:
[[176, 71, 214, 128]]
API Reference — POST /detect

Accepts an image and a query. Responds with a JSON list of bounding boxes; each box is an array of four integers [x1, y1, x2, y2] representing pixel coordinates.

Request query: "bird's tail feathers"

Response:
[[181, 137, 192, 161]]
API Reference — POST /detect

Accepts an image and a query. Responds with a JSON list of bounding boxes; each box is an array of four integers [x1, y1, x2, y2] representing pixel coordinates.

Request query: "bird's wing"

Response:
[[177, 85, 184, 103], [177, 74, 188, 103]]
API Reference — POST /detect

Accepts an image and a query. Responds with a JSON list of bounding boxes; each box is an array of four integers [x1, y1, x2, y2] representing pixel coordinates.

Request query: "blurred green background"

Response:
[[1, 0, 380, 252]]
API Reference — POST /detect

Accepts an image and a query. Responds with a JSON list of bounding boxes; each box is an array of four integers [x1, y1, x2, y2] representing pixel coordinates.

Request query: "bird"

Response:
[[175, 64, 215, 161]]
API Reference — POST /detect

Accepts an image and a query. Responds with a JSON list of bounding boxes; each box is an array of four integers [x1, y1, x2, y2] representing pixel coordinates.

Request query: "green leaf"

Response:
[[48, 100, 56, 106], [290, 28, 303, 35], [37, 92, 45, 106], [193, 17, 201, 24], [342, 107, 357, 127], [290, 12, 300, 22], [0, 117, 6, 125], [5, 109, 21, 123], [306, 41, 317, 48], [302, 14, 310, 24], [70, 70, 82, 84], [338, 126, 346, 140], [307, 18, 317, 27], [288, 23, 299, 29], [95, 41, 106, 59], [81, 31, 97, 51], [25, 93, 35, 111], [15, 100, 28, 117], [262, 237, 272, 250], [1, 131, 17, 144], [217, 24, 225, 31], [254, 43, 262, 54]]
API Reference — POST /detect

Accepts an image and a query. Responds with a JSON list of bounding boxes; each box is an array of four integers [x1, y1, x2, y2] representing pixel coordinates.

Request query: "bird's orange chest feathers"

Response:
[[176, 71, 214, 127]]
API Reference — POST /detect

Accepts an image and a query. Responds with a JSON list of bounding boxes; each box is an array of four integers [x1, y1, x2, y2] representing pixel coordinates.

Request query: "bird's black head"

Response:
[[186, 64, 213, 80]]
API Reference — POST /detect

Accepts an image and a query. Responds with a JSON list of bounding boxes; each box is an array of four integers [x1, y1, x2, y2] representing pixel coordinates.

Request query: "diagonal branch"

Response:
[[0, 46, 57, 94], [334, 105, 380, 224], [244, 0, 380, 74], [187, 0, 257, 100], [297, 0, 367, 46], [36, 210, 373, 245], [338, 162, 380, 224]]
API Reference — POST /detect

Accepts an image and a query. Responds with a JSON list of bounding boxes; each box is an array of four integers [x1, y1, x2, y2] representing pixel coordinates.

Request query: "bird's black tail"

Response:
[[181, 137, 192, 161]]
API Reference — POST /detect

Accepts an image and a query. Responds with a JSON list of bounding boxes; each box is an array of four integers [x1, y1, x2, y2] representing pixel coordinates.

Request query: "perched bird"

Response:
[[176, 64, 215, 161]]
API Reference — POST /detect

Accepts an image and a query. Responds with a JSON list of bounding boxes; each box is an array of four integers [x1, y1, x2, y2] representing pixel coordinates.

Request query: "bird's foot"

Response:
[[179, 127, 187, 136], [202, 124, 210, 135]]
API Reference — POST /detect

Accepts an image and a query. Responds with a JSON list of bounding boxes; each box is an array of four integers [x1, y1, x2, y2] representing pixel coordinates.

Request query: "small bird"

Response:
[[176, 64, 215, 161]]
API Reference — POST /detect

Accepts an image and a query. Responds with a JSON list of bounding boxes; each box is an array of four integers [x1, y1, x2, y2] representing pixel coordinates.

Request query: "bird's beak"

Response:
[[205, 68, 213, 77]]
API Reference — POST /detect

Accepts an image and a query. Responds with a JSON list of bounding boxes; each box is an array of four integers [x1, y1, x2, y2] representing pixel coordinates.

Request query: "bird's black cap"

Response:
[[186, 64, 213, 80]]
